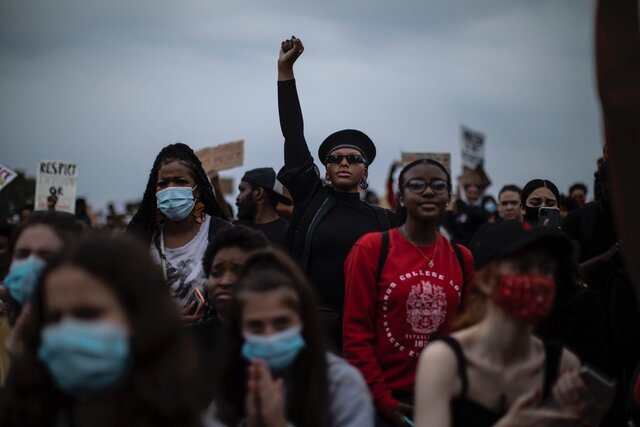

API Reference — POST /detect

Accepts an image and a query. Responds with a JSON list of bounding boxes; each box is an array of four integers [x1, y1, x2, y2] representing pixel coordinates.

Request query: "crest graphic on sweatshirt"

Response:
[[406, 280, 447, 334]]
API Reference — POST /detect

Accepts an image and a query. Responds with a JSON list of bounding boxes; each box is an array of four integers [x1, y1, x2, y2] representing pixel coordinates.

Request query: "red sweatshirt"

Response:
[[343, 228, 474, 418]]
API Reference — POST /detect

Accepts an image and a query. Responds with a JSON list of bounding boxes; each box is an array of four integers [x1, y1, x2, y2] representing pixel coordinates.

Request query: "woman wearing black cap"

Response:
[[520, 179, 560, 225], [414, 222, 612, 427], [276, 36, 395, 349]]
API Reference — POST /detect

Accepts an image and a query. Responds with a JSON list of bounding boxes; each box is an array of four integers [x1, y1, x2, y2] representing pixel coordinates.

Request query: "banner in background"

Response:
[[219, 177, 234, 195], [35, 160, 78, 214], [459, 126, 491, 190], [461, 126, 485, 169], [196, 140, 244, 176], [0, 164, 17, 192]]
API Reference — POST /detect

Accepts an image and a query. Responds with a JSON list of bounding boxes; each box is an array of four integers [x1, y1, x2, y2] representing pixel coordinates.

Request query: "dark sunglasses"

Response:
[[404, 178, 448, 194], [325, 154, 367, 165]]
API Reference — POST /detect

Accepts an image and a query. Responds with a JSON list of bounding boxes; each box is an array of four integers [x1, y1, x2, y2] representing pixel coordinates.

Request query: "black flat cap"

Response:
[[241, 167, 292, 206], [472, 221, 572, 270], [318, 129, 376, 166]]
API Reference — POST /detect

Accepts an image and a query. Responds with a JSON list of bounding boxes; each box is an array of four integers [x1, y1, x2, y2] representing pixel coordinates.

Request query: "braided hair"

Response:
[[127, 143, 227, 244]]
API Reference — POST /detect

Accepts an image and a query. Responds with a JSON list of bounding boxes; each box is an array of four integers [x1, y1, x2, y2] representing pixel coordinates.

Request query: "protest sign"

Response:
[[401, 152, 451, 174], [35, 160, 78, 214], [0, 164, 17, 192], [196, 140, 244, 175], [461, 126, 485, 169], [219, 177, 234, 195], [459, 126, 491, 190]]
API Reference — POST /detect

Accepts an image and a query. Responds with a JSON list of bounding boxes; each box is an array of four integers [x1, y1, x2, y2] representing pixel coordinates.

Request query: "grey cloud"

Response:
[[1, 0, 603, 210]]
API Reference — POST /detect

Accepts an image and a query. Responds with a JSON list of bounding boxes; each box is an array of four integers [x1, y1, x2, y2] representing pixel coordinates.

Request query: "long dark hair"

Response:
[[127, 143, 227, 243], [0, 235, 202, 427], [395, 158, 452, 224], [213, 249, 330, 427]]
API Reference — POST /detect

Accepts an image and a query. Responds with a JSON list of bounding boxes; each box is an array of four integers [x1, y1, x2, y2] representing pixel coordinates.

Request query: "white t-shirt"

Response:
[[151, 214, 210, 308]]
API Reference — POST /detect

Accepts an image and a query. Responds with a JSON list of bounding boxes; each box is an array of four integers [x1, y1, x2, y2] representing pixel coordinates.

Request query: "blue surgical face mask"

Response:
[[38, 318, 130, 398], [483, 202, 497, 214], [4, 256, 46, 305], [156, 186, 197, 222], [241, 325, 305, 373]]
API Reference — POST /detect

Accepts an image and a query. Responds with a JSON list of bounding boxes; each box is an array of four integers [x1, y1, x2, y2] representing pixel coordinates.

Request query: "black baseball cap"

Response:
[[472, 221, 572, 270], [241, 168, 292, 206], [318, 129, 376, 166]]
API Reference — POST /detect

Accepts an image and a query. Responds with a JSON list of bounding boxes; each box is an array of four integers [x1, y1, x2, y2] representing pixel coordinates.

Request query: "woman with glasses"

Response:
[[276, 36, 396, 350], [343, 158, 474, 426]]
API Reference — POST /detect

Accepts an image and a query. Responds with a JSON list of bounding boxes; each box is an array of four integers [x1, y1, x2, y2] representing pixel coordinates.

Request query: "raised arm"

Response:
[[277, 36, 311, 167]]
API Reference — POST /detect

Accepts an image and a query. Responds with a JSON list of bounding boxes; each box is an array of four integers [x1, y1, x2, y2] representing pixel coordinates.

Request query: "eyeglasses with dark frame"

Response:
[[403, 178, 448, 195], [325, 154, 367, 165]]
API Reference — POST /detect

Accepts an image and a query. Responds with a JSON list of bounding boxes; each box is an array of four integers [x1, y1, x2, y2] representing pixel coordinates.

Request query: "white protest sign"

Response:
[[35, 160, 78, 214], [401, 152, 452, 174], [460, 126, 485, 170], [0, 164, 17, 192]]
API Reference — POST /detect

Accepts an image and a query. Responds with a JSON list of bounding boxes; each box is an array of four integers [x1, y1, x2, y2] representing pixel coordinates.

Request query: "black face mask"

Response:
[[523, 206, 539, 224]]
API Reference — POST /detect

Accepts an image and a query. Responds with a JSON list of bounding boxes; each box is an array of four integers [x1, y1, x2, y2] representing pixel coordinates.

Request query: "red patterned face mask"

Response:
[[492, 274, 556, 324]]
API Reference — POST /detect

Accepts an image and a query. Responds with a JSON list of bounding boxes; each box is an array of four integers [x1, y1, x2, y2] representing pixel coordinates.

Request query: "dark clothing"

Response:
[[374, 395, 414, 427], [628, 362, 640, 426], [562, 201, 620, 289], [443, 199, 488, 247], [236, 218, 289, 247], [437, 336, 563, 427], [189, 317, 222, 409], [467, 217, 513, 254], [276, 79, 396, 346], [537, 282, 613, 375], [309, 191, 381, 310], [608, 270, 640, 425]]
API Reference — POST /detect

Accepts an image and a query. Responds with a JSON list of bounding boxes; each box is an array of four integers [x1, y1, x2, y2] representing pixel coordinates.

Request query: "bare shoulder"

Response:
[[418, 339, 462, 396]]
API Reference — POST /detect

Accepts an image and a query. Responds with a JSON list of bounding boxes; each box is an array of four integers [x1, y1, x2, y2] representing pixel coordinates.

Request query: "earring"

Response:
[[193, 200, 205, 224], [360, 178, 369, 190], [324, 175, 333, 187]]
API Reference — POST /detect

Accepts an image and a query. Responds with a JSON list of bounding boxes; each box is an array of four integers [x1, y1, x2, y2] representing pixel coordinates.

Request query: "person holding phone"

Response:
[[0, 235, 203, 427], [520, 179, 560, 227], [414, 222, 612, 427], [204, 249, 373, 427], [276, 36, 396, 349], [127, 143, 231, 323]]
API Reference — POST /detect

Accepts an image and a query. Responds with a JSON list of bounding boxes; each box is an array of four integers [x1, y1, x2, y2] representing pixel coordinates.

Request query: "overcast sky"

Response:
[[1, 0, 604, 212]]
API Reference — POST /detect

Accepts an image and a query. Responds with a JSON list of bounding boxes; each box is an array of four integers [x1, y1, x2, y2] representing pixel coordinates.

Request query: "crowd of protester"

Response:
[[1, 8, 639, 426]]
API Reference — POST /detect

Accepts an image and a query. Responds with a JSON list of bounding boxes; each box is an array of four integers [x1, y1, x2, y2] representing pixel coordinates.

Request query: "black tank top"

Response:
[[436, 336, 563, 427]]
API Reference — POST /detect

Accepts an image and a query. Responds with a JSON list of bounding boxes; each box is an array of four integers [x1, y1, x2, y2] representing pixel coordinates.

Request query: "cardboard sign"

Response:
[[196, 140, 244, 175], [0, 164, 17, 192], [35, 160, 78, 214], [461, 126, 485, 170], [401, 152, 451, 174], [219, 177, 234, 195], [458, 167, 492, 191]]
